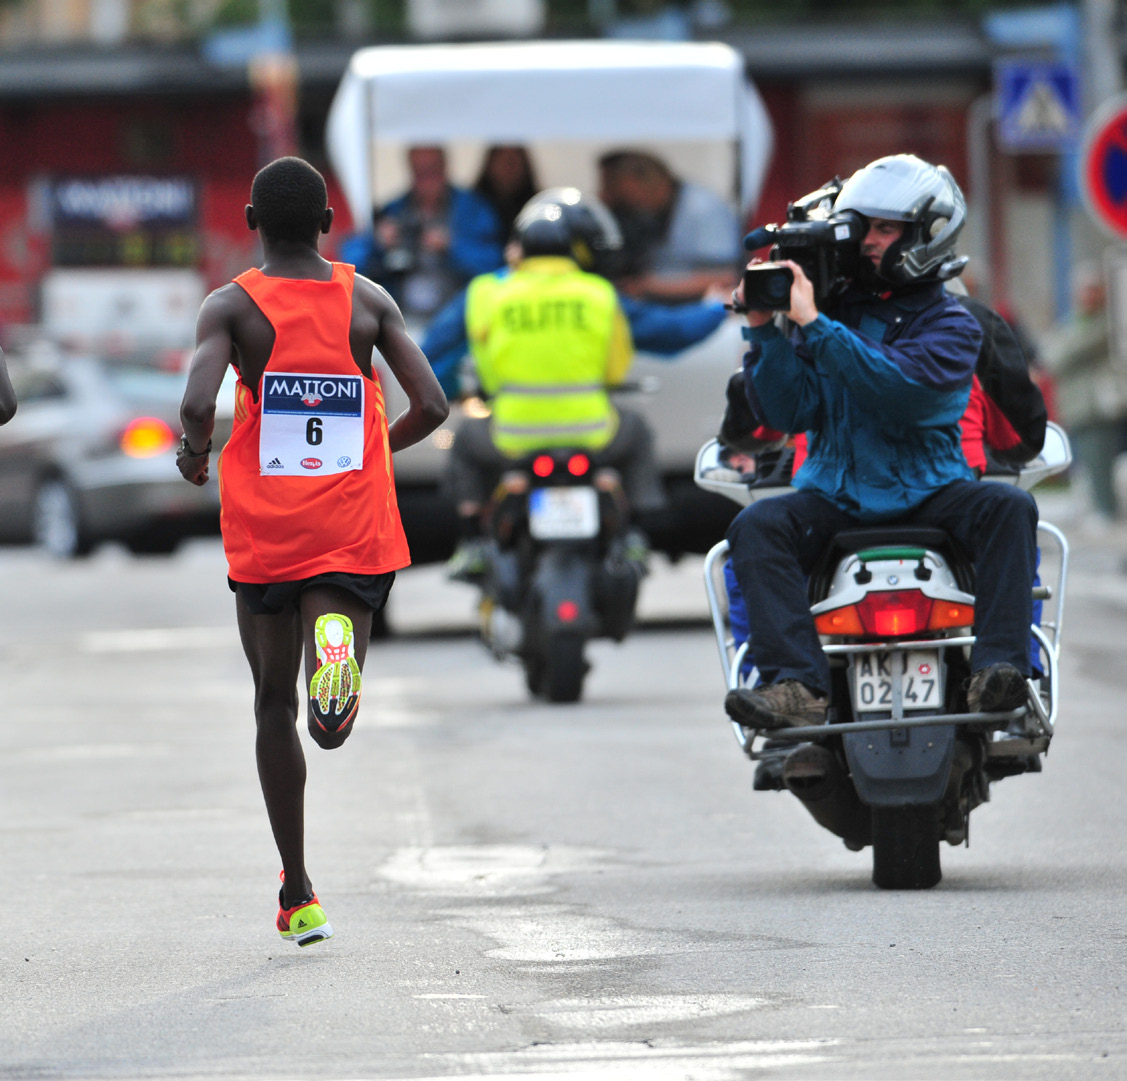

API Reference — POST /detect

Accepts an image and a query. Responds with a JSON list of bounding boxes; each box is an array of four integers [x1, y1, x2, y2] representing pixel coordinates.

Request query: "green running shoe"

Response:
[[277, 875, 333, 947], [309, 613, 361, 734]]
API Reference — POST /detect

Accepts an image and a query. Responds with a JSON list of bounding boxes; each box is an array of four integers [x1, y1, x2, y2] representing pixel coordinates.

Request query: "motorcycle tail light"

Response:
[[928, 600, 975, 630], [815, 589, 933, 638], [567, 453, 590, 476], [121, 417, 175, 458], [532, 454, 555, 478], [859, 590, 933, 636], [557, 600, 580, 622], [814, 605, 865, 636]]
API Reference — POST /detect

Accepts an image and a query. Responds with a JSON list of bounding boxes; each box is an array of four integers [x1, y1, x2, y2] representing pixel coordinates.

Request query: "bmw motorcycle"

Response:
[[475, 447, 646, 703], [695, 424, 1071, 888]]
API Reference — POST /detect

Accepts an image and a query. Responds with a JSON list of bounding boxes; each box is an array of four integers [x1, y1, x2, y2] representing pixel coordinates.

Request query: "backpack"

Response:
[[957, 294, 1047, 466]]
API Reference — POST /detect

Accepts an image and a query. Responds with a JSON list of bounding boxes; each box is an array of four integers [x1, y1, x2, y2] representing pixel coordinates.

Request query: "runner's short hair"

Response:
[[251, 157, 328, 242]]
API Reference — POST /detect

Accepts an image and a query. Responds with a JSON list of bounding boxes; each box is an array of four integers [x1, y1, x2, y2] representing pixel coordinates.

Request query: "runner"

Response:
[[0, 346, 16, 424], [177, 156, 448, 946]]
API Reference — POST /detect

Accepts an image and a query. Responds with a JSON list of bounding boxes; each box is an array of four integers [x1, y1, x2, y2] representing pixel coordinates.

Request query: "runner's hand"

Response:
[[177, 446, 210, 486]]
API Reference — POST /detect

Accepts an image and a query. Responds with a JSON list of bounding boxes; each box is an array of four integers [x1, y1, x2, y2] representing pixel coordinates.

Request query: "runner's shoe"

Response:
[[309, 613, 361, 734], [277, 872, 333, 947]]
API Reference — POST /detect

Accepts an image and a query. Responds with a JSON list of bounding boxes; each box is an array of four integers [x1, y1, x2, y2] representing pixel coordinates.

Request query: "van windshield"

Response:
[[350, 138, 744, 319]]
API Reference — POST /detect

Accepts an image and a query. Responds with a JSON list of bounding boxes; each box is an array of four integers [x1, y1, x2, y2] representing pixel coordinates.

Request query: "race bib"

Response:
[[259, 372, 365, 477]]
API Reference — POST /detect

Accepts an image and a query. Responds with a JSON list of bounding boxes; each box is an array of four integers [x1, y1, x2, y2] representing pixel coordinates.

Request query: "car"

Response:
[[0, 342, 232, 557]]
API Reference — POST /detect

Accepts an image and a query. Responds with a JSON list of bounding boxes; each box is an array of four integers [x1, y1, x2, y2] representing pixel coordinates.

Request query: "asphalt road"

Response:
[[1, 494, 1125, 1080]]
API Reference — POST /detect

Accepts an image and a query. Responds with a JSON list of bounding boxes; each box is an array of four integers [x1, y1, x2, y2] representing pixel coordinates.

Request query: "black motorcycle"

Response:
[[474, 447, 647, 703]]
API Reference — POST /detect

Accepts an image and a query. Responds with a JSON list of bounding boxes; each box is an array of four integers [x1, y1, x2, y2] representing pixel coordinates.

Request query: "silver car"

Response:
[[0, 344, 230, 557]]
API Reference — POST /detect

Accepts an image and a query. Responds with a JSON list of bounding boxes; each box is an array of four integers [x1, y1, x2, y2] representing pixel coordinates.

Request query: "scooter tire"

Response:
[[523, 653, 544, 698], [543, 631, 588, 703], [871, 804, 942, 890]]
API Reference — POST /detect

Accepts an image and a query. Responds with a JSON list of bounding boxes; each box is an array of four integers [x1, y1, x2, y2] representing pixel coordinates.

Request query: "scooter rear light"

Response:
[[815, 590, 935, 638], [567, 453, 590, 476], [532, 454, 555, 478], [557, 600, 580, 622], [814, 605, 865, 636], [121, 417, 175, 458], [927, 601, 975, 630], [859, 590, 933, 637]]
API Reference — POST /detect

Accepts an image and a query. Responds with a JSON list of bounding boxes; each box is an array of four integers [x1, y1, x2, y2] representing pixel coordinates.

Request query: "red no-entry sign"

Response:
[[1081, 94, 1127, 239]]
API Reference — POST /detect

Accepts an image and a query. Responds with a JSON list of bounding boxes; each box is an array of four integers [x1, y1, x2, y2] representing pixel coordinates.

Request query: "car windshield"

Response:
[[102, 362, 187, 405]]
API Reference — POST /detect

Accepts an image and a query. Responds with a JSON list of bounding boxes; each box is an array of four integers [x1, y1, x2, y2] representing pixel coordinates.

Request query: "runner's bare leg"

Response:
[[235, 592, 311, 906]]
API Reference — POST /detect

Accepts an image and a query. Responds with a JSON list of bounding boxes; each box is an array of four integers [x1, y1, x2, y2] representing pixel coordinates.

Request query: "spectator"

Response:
[[1041, 260, 1127, 524], [598, 148, 742, 302], [344, 145, 505, 319], [473, 145, 539, 237]]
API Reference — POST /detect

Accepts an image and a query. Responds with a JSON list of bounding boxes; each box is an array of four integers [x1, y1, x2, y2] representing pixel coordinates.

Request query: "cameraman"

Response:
[[723, 154, 1039, 731]]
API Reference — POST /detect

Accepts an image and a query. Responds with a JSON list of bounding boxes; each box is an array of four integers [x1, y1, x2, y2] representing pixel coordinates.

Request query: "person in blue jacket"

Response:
[[721, 154, 1039, 733], [341, 145, 505, 320]]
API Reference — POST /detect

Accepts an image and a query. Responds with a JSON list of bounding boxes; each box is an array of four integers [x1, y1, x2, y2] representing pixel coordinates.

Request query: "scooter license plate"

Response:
[[529, 486, 599, 539], [853, 649, 943, 713]]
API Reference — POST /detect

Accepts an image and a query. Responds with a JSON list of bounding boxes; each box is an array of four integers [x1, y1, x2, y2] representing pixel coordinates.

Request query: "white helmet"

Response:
[[834, 154, 968, 285]]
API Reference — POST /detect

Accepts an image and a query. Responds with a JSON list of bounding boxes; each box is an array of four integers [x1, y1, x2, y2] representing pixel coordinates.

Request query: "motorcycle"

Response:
[[474, 446, 647, 703], [695, 423, 1072, 888]]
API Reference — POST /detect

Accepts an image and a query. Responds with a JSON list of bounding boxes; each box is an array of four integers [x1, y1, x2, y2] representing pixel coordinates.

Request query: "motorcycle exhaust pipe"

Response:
[[782, 744, 871, 851]]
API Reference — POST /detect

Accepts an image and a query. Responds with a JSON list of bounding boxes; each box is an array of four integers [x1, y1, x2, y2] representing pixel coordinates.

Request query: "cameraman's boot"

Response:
[[782, 744, 871, 851]]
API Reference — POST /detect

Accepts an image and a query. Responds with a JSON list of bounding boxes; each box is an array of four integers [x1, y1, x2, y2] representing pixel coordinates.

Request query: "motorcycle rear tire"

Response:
[[543, 631, 588, 703], [871, 804, 942, 890]]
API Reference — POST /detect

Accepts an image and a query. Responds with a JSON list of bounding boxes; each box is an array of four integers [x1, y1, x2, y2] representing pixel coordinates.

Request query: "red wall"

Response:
[[0, 94, 352, 330]]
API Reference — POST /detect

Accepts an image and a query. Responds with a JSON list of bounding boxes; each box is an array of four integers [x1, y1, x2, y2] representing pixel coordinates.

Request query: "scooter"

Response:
[[477, 447, 647, 703], [695, 424, 1071, 888]]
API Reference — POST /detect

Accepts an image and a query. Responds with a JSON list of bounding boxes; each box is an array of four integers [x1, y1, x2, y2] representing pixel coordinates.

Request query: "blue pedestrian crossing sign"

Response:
[[996, 60, 1081, 152]]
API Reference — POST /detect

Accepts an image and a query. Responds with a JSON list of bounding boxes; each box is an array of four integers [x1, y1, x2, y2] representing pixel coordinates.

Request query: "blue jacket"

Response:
[[340, 186, 505, 285], [742, 282, 983, 521], [421, 269, 728, 397]]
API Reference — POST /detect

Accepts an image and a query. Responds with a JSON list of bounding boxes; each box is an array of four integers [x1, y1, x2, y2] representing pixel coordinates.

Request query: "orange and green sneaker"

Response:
[[277, 875, 333, 947], [309, 613, 362, 734]]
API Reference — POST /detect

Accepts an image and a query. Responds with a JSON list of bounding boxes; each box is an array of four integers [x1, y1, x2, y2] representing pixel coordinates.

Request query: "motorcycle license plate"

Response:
[[529, 486, 599, 539], [853, 649, 942, 713]]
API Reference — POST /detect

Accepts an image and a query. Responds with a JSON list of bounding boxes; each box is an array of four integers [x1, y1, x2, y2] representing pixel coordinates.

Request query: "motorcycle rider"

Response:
[[444, 188, 663, 580], [722, 153, 1039, 731]]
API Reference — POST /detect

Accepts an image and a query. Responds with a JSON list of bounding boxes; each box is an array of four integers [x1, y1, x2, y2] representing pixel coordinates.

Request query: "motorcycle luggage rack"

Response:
[[703, 522, 1067, 756], [740, 702, 1046, 744]]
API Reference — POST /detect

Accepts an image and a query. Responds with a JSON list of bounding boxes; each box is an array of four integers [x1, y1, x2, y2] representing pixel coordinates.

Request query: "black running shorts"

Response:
[[229, 571, 396, 616]]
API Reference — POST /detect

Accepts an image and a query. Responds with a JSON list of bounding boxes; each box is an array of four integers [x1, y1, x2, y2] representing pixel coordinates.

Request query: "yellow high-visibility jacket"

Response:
[[466, 256, 633, 458]]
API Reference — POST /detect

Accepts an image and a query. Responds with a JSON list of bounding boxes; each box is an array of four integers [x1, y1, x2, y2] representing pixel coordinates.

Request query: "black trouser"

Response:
[[726, 481, 1039, 695], [442, 410, 666, 513]]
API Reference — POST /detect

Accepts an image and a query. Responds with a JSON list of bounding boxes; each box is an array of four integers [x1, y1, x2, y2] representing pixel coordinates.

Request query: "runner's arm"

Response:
[[0, 348, 16, 424], [178, 291, 235, 485]]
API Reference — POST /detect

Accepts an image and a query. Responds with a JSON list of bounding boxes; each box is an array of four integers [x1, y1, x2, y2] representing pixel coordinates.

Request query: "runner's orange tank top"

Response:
[[218, 263, 410, 582]]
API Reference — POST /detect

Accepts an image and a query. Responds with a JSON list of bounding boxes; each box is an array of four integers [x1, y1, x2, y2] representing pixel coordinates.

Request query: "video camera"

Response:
[[741, 180, 865, 311]]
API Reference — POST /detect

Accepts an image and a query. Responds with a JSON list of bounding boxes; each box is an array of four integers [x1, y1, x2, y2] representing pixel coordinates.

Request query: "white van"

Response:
[[325, 39, 774, 562]]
